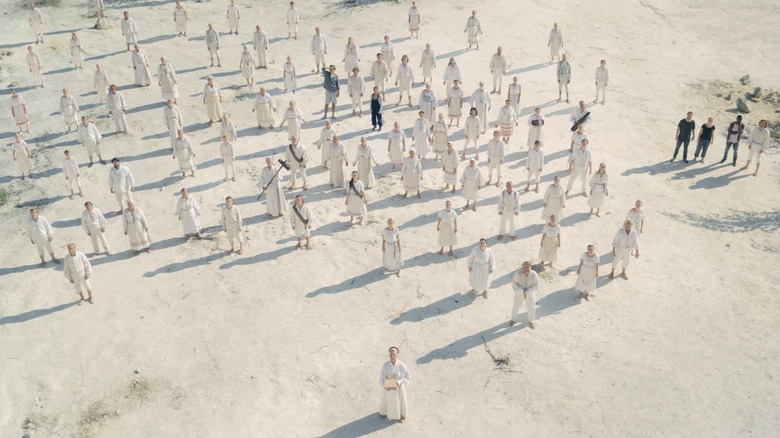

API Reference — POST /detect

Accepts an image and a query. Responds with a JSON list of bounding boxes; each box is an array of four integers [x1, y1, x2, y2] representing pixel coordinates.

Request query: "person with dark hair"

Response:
[[81, 201, 111, 256], [221, 196, 243, 255], [381, 218, 402, 275], [720, 115, 744, 166], [510, 261, 539, 328], [370, 86, 384, 131], [468, 238, 494, 297], [346, 171, 367, 225], [379, 346, 411, 422], [463, 107, 480, 160], [289, 195, 313, 249], [671, 111, 695, 163]]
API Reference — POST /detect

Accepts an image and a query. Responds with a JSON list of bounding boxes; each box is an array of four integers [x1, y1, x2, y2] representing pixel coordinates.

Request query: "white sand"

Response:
[[1, 0, 779, 436]]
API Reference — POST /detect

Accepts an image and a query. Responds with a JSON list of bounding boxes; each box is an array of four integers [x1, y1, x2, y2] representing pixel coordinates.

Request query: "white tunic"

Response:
[[626, 208, 645, 228], [487, 139, 504, 167], [123, 207, 150, 250], [356, 145, 376, 188], [465, 16, 482, 44], [470, 88, 491, 131], [108, 165, 135, 193], [489, 53, 508, 77], [12, 140, 33, 173], [527, 114, 545, 148], [62, 156, 79, 179], [227, 5, 240, 29], [203, 83, 223, 120], [460, 166, 483, 201], [283, 107, 304, 139], [595, 66, 610, 87], [59, 95, 79, 125], [175, 196, 201, 235], [121, 18, 138, 44], [401, 156, 422, 191], [174, 6, 188, 32], [437, 209, 458, 246], [442, 150, 459, 184], [464, 115, 480, 138], [63, 251, 92, 283], [382, 227, 402, 271], [380, 42, 396, 71], [420, 49, 435, 77], [344, 42, 360, 74], [412, 119, 431, 156], [388, 130, 407, 164], [467, 247, 494, 292], [158, 63, 179, 100], [220, 121, 237, 142], [539, 223, 561, 263], [289, 204, 313, 237], [588, 172, 608, 208], [131, 49, 152, 86], [527, 148, 544, 171], [254, 93, 276, 127], [541, 184, 565, 221], [259, 166, 288, 216], [576, 252, 600, 294], [94, 69, 110, 97], [442, 64, 462, 90], [346, 179, 367, 217], [548, 28, 563, 57], [173, 137, 196, 173]]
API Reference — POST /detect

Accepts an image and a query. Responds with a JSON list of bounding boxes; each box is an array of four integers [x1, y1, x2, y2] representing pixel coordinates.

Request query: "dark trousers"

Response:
[[371, 110, 382, 129], [722, 142, 739, 164], [673, 137, 690, 160], [693, 138, 710, 158]]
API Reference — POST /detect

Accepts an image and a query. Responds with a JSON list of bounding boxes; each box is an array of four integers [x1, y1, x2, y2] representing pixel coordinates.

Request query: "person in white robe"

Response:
[[173, 129, 196, 177], [131, 44, 152, 87], [467, 239, 494, 297], [489, 47, 508, 93], [463, 108, 481, 160], [279, 100, 308, 140], [108, 158, 135, 213], [447, 81, 464, 127], [59, 89, 80, 132], [626, 200, 645, 234], [418, 83, 437, 125], [610, 220, 639, 280], [121, 11, 138, 51], [10, 90, 30, 132], [285, 136, 308, 189], [507, 77, 521, 115], [311, 27, 328, 73], [526, 141, 544, 193], [567, 139, 592, 196], [354, 137, 378, 188], [381, 218, 402, 274], [741, 119, 771, 176], [460, 159, 484, 211], [400, 149, 423, 198], [220, 114, 237, 142], [27, 208, 59, 267], [69, 33, 85, 69], [258, 158, 288, 218], [62, 150, 82, 199], [329, 135, 348, 188], [595, 60, 609, 104], [226, 0, 240, 34], [29, 4, 44, 43], [123, 201, 151, 253], [408, 2, 421, 38], [63, 244, 94, 305], [317, 119, 337, 167], [158, 57, 179, 101], [289, 195, 313, 249], [345, 171, 368, 224], [205, 24, 221, 67], [26, 46, 44, 89], [547, 23, 563, 62], [464, 10, 482, 49], [395, 55, 415, 105], [343, 37, 360, 73], [163, 99, 183, 150], [221, 196, 244, 254], [173, 1, 188, 36], [471, 82, 491, 134], [286, 1, 299, 40], [380, 36, 396, 76], [441, 142, 459, 192], [557, 54, 572, 103], [94, 64, 109, 104], [436, 200, 458, 255], [497, 181, 520, 240], [570, 100, 591, 128], [387, 122, 407, 170], [220, 135, 237, 181], [11, 134, 33, 180], [370, 54, 390, 100], [253, 87, 277, 128], [510, 262, 538, 328], [419, 43, 436, 83], [527, 107, 545, 149], [176, 188, 202, 238], [253, 26, 269, 68], [539, 215, 561, 266], [432, 113, 448, 158], [442, 58, 462, 91], [575, 245, 599, 300], [486, 131, 504, 186], [570, 123, 588, 154], [588, 163, 609, 216], [348, 67, 366, 116], [495, 99, 518, 144], [283, 56, 297, 93], [203, 76, 223, 124], [239, 46, 256, 87], [81, 201, 111, 256], [379, 347, 411, 422], [412, 111, 431, 158], [78, 116, 104, 166], [542, 176, 566, 222]]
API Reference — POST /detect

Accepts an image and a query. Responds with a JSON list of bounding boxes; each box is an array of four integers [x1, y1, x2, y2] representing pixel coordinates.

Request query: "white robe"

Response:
[[175, 196, 201, 235], [382, 228, 402, 271], [226, 4, 240, 29], [158, 63, 179, 100], [220, 121, 237, 142], [345, 180, 367, 217], [465, 16, 482, 44], [121, 18, 138, 44], [94, 69, 110, 101], [527, 114, 545, 148], [470, 89, 491, 132], [447, 87, 464, 118], [437, 209, 458, 246], [203, 83, 222, 120], [123, 207, 150, 251], [289, 204, 312, 237], [419, 90, 438, 125], [467, 247, 494, 293], [576, 252, 600, 294], [356, 145, 376, 188], [12, 140, 33, 173], [173, 137, 196, 173], [539, 223, 561, 263], [59, 95, 79, 126], [548, 28, 563, 57], [163, 104, 183, 149], [460, 166, 483, 201], [259, 166, 288, 216], [388, 130, 406, 164], [174, 6, 188, 32], [420, 49, 435, 78], [442, 150, 459, 184], [442, 64, 462, 90], [253, 31, 269, 67], [283, 107, 303, 139], [343, 43, 359, 74], [254, 93, 276, 127], [63, 251, 93, 294], [542, 184, 566, 221], [379, 360, 411, 419], [401, 156, 422, 191], [396, 63, 415, 96], [131, 50, 152, 86], [283, 62, 297, 90], [240, 52, 255, 79], [329, 142, 347, 187], [588, 172, 608, 208], [412, 119, 431, 157]]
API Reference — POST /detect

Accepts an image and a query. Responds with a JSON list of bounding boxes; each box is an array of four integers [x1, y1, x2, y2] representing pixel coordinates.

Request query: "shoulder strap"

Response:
[[292, 205, 308, 225], [288, 144, 304, 164]]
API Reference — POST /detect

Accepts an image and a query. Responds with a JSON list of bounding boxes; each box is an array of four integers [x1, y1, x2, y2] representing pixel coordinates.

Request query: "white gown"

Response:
[[467, 247, 494, 293], [175, 197, 201, 235], [437, 209, 457, 246], [382, 227, 402, 271]]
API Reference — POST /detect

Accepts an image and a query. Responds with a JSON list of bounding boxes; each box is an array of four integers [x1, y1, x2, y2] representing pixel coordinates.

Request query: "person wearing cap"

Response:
[[322, 64, 340, 119]]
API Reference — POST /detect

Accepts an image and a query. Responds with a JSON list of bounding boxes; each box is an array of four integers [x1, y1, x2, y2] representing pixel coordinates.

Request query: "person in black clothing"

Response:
[[370, 86, 383, 131], [670, 111, 695, 163], [721, 115, 744, 166], [693, 117, 715, 162]]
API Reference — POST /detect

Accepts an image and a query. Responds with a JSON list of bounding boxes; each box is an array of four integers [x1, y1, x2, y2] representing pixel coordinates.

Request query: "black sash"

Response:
[[289, 144, 304, 164], [349, 181, 363, 197], [293, 205, 308, 225]]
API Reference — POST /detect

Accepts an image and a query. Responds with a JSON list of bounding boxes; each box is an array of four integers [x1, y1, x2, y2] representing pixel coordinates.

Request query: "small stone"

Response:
[[115, 410, 121, 415], [724, 93, 732, 101], [753, 86, 762, 98], [134, 369, 140, 374], [739, 75, 750, 85], [736, 97, 752, 114]]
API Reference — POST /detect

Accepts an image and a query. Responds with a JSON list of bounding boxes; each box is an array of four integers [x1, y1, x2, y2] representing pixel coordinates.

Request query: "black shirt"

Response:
[[700, 124, 715, 141], [677, 119, 695, 140]]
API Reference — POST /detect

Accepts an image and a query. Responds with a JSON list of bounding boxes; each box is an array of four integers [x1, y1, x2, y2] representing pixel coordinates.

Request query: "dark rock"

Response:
[[736, 97, 751, 113], [739, 75, 750, 85], [753, 86, 762, 98]]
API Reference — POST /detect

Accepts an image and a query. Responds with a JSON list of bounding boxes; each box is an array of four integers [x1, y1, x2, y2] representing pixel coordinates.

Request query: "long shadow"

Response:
[[306, 268, 385, 297], [0, 263, 44, 276], [43, 139, 80, 149], [663, 208, 780, 233], [508, 62, 550, 75], [105, 0, 170, 7], [137, 34, 177, 45], [622, 160, 678, 176], [45, 27, 88, 36], [127, 100, 166, 115], [176, 65, 208, 75], [0, 41, 34, 49], [52, 218, 81, 229], [185, 178, 226, 194], [85, 50, 125, 62], [141, 131, 169, 140], [0, 86, 35, 96], [318, 412, 394, 438], [561, 212, 590, 227], [670, 162, 719, 180], [435, 48, 470, 60], [116, 84, 137, 91], [0, 301, 79, 326], [268, 37, 286, 44], [391, 292, 474, 325], [219, 245, 298, 270], [198, 70, 239, 80], [143, 252, 225, 277], [545, 105, 577, 117], [688, 169, 751, 190], [16, 195, 67, 208], [135, 175, 181, 192], [119, 147, 170, 163], [44, 66, 77, 76]]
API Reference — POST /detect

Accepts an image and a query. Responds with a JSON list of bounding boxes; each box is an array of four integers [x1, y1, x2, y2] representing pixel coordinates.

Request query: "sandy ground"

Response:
[[1, 0, 779, 436]]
